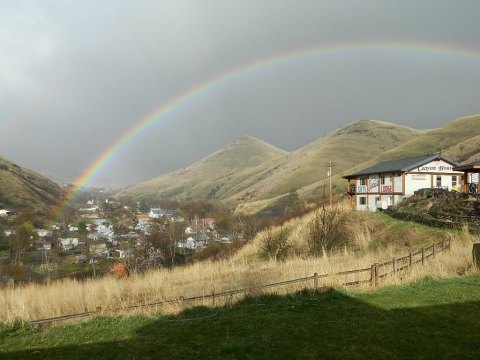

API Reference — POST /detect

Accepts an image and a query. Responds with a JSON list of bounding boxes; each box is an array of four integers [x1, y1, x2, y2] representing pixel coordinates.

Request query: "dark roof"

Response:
[[343, 154, 458, 179], [453, 161, 480, 171], [454, 160, 480, 167]]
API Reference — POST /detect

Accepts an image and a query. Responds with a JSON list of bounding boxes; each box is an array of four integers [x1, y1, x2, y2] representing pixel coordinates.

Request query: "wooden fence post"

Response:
[[473, 244, 480, 269], [441, 239, 445, 252], [370, 264, 376, 287], [432, 242, 436, 259], [375, 264, 379, 286], [314, 272, 318, 290], [409, 252, 412, 267], [421, 248, 425, 266], [393, 257, 397, 274], [212, 290, 216, 306]]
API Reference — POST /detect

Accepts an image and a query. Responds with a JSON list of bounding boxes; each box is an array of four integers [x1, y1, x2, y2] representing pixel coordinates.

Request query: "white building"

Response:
[[36, 229, 53, 238], [0, 210, 13, 217], [149, 208, 175, 219], [344, 154, 462, 212], [59, 238, 79, 248]]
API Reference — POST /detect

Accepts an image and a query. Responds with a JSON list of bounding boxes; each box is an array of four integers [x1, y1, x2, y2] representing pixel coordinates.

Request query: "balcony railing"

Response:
[[348, 184, 396, 194]]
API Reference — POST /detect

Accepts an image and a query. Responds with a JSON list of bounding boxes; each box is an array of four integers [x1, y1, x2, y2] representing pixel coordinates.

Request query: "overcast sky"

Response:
[[1, 0, 480, 188]]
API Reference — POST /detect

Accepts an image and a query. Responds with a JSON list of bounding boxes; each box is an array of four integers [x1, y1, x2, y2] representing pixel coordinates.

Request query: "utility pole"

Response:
[[327, 161, 336, 206]]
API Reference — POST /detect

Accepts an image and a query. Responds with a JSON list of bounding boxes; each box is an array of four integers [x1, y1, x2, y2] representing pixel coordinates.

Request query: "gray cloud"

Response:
[[1, 0, 479, 187]]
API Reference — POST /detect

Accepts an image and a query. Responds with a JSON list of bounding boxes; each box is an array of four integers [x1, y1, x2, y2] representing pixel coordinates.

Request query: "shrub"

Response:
[[307, 205, 350, 256], [110, 263, 130, 278], [259, 227, 292, 261]]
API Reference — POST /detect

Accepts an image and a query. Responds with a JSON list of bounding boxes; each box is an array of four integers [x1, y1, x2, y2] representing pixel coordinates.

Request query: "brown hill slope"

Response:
[[0, 155, 63, 216]]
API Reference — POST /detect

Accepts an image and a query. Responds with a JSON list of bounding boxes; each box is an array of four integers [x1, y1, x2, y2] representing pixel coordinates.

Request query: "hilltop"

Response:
[[117, 136, 287, 202], [0, 155, 63, 216]]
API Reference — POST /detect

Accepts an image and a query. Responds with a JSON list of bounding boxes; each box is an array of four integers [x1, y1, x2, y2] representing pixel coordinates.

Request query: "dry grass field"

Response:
[[0, 204, 477, 324]]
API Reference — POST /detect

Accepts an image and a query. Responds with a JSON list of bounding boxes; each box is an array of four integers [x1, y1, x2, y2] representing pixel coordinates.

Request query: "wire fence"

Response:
[[30, 239, 450, 326]]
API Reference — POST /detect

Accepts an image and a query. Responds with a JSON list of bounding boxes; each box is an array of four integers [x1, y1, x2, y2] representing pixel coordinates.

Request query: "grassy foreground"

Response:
[[1, 273, 479, 359]]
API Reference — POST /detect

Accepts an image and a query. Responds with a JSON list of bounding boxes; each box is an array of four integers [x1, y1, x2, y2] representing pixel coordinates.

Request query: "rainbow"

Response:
[[54, 40, 480, 219]]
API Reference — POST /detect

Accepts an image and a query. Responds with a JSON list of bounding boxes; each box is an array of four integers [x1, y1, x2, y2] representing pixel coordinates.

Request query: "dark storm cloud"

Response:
[[1, 0, 479, 187]]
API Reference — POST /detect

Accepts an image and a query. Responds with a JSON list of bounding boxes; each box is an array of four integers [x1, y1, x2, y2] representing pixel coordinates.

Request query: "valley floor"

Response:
[[1, 273, 479, 359]]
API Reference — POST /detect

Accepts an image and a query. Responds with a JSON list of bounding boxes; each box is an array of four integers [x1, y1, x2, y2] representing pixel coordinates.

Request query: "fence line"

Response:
[[29, 239, 450, 326]]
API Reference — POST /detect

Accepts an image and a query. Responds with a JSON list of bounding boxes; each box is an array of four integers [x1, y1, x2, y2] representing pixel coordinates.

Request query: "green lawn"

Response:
[[1, 273, 480, 359]]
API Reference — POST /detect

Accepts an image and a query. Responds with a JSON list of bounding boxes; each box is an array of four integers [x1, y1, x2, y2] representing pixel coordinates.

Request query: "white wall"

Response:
[[405, 173, 431, 195], [393, 174, 403, 192]]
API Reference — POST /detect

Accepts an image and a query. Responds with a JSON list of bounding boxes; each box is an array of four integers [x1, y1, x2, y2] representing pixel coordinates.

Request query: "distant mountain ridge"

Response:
[[0, 155, 64, 216], [117, 113, 480, 215]]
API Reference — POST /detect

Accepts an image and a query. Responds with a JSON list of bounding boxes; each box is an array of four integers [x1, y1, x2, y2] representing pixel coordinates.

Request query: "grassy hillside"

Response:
[[377, 114, 480, 161], [226, 120, 421, 203], [2, 274, 479, 359], [444, 133, 480, 164], [119, 119, 420, 207], [0, 155, 63, 216], [117, 136, 287, 202]]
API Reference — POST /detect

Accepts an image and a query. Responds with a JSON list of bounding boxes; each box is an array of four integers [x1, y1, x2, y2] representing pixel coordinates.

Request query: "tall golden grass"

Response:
[[0, 205, 477, 324]]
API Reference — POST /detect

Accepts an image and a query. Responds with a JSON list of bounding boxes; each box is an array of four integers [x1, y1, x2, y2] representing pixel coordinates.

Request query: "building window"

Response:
[[360, 178, 367, 186], [436, 175, 442, 188], [452, 176, 457, 187], [381, 175, 391, 185], [359, 197, 367, 205]]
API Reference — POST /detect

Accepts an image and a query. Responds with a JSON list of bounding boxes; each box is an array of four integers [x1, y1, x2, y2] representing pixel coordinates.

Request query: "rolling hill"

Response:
[[117, 136, 287, 202], [0, 155, 64, 216]]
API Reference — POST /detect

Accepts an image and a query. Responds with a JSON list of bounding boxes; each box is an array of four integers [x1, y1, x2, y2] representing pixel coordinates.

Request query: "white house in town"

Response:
[[343, 154, 462, 212], [149, 208, 174, 219], [0, 210, 13, 217]]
